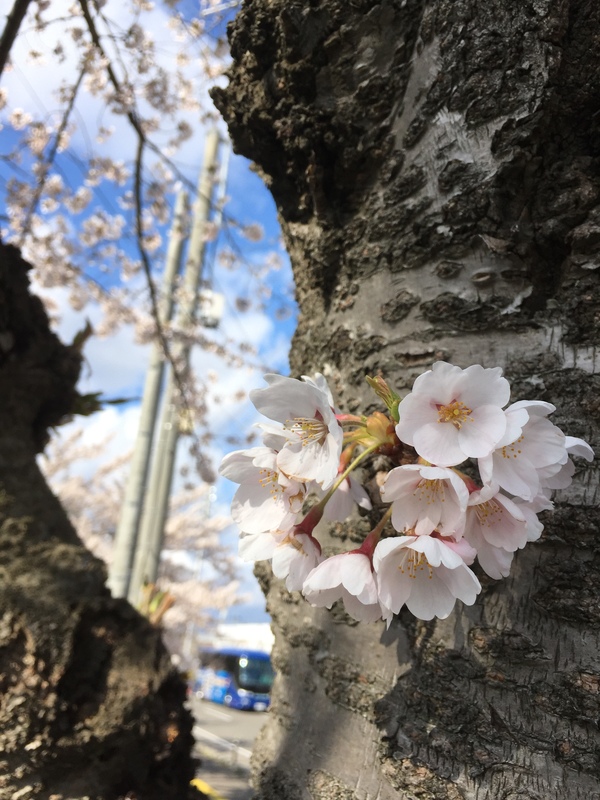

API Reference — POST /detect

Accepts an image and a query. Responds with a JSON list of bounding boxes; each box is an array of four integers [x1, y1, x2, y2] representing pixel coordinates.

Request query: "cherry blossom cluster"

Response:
[[220, 363, 594, 623]]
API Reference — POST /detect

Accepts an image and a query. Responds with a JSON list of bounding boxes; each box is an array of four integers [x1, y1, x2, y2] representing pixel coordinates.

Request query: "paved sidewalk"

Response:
[[193, 732, 253, 800]]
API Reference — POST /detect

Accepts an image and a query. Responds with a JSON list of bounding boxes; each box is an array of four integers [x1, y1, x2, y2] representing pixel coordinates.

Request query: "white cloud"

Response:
[[35, 282, 150, 396], [82, 326, 149, 396], [1, 0, 229, 189], [7, 0, 297, 624], [44, 402, 140, 480]]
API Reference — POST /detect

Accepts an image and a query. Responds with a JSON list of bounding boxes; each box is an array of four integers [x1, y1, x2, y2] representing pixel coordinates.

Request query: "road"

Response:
[[191, 695, 268, 761], [190, 696, 269, 799]]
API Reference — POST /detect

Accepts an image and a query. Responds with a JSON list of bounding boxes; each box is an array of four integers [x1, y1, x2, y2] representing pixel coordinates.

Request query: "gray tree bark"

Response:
[[213, 1, 600, 798], [0, 243, 196, 799]]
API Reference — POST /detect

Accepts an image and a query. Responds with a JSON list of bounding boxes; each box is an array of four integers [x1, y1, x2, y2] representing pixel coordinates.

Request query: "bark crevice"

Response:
[[0, 243, 196, 799], [215, 1, 600, 798]]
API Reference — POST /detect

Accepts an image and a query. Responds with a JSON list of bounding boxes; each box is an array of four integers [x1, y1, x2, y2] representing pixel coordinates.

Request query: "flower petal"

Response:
[[412, 422, 465, 466], [251, 374, 323, 422], [396, 394, 438, 445], [405, 575, 456, 620], [342, 592, 383, 622], [565, 436, 595, 461], [458, 405, 507, 458], [238, 532, 281, 562], [459, 365, 510, 408], [436, 563, 481, 604]]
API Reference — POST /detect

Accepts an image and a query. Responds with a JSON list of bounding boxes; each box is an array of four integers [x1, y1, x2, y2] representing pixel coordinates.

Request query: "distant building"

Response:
[[198, 622, 274, 654]]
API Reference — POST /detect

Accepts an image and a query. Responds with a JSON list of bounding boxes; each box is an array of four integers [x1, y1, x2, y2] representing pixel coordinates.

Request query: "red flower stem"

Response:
[[358, 507, 393, 559], [296, 443, 380, 535]]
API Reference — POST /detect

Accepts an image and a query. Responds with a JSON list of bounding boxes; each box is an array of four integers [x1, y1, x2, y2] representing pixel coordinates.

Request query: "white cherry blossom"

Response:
[[219, 446, 306, 535], [250, 373, 343, 489], [381, 463, 469, 537], [302, 551, 382, 622], [238, 531, 284, 562], [323, 475, 372, 522], [373, 534, 481, 621], [478, 401, 569, 501], [272, 532, 323, 592], [539, 435, 595, 490], [396, 362, 510, 467], [222, 364, 594, 626], [464, 490, 530, 579], [238, 528, 323, 594]]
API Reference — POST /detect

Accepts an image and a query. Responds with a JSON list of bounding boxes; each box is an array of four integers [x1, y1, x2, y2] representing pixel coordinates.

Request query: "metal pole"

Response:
[[108, 189, 188, 598], [128, 130, 221, 605], [180, 485, 214, 659]]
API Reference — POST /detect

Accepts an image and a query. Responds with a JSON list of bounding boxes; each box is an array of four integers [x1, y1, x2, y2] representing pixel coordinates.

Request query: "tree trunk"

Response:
[[213, 1, 600, 798], [0, 243, 196, 799]]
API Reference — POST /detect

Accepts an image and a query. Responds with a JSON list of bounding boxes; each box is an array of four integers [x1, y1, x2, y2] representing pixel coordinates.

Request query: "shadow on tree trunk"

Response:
[[0, 243, 198, 799]]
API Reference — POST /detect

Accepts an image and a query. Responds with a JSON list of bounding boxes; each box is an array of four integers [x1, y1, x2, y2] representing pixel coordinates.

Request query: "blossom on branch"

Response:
[[396, 362, 510, 467], [374, 534, 480, 621], [464, 490, 530, 579], [534, 435, 594, 492], [479, 401, 572, 501], [302, 551, 383, 623], [381, 463, 469, 537], [222, 362, 594, 625], [272, 532, 323, 592], [250, 373, 343, 489], [219, 446, 306, 535]]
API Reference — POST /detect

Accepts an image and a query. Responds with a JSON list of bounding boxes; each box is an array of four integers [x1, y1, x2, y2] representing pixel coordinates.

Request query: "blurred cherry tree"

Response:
[[0, 0, 295, 627]]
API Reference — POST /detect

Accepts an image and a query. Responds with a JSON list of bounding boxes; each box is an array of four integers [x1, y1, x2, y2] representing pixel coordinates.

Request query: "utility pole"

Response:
[[128, 129, 221, 605], [108, 189, 188, 598]]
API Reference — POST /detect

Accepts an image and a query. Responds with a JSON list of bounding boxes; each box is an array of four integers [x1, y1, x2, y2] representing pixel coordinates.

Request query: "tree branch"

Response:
[[79, 0, 202, 197], [132, 134, 179, 384], [0, 0, 33, 78], [18, 65, 87, 244], [78, 0, 216, 475], [79, 0, 184, 384]]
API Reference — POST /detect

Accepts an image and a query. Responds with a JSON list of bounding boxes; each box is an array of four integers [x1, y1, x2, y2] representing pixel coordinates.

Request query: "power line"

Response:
[[127, 129, 221, 605]]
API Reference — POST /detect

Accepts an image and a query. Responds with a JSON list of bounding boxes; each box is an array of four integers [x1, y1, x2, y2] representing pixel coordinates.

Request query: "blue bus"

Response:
[[194, 647, 274, 711]]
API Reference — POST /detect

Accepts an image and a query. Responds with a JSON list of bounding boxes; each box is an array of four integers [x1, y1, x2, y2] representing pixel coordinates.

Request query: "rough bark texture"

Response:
[[213, 1, 600, 798], [0, 243, 197, 800]]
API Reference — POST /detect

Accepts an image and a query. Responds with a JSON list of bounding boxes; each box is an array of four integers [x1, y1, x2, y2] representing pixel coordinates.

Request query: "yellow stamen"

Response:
[[437, 400, 474, 429], [258, 468, 281, 503], [413, 478, 446, 505], [500, 434, 524, 459], [474, 498, 503, 528], [284, 417, 328, 447], [398, 549, 433, 580]]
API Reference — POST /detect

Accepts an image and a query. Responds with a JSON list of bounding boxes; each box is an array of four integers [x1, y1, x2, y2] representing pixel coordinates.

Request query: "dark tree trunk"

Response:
[[0, 243, 196, 799], [213, 1, 600, 798], [0, 0, 33, 78]]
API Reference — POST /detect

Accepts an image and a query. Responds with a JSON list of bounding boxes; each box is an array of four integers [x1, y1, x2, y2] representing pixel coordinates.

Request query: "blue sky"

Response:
[[0, 0, 297, 625]]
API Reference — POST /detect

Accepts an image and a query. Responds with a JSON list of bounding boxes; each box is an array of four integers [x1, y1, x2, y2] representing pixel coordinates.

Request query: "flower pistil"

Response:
[[437, 400, 474, 428]]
